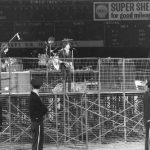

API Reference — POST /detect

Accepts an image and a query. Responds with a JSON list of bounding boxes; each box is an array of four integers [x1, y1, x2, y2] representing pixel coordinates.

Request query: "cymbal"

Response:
[[48, 36, 55, 44]]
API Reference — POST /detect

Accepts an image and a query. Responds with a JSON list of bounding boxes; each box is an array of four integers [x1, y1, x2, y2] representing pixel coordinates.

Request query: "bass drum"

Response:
[[52, 55, 60, 70], [38, 54, 48, 66], [47, 55, 60, 71]]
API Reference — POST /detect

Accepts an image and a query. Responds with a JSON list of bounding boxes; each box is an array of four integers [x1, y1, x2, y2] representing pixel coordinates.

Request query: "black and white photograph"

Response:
[[0, 0, 150, 150]]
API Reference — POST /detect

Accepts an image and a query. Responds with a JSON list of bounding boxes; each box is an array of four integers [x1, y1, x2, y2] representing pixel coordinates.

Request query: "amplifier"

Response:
[[1, 71, 31, 94]]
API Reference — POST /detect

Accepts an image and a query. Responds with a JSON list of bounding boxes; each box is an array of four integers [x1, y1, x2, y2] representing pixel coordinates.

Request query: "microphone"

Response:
[[71, 48, 76, 51], [16, 33, 21, 40]]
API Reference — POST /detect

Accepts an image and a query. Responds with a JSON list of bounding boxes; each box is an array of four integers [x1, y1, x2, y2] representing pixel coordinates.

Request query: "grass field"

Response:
[[0, 141, 144, 150]]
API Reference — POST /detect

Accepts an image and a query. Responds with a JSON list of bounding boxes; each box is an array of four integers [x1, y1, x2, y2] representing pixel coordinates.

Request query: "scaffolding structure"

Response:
[[0, 57, 147, 149]]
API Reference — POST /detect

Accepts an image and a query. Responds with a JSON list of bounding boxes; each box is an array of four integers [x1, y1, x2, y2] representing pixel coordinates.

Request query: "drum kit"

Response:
[[38, 37, 73, 71], [38, 37, 59, 70], [38, 53, 59, 70]]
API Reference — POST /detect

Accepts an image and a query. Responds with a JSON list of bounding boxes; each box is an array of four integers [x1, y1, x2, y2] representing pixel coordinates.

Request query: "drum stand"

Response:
[[47, 36, 55, 58], [45, 37, 55, 86], [47, 37, 55, 71]]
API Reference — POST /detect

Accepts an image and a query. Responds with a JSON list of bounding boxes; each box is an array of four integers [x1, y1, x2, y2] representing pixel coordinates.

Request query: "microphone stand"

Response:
[[9, 33, 18, 43], [71, 49, 75, 92]]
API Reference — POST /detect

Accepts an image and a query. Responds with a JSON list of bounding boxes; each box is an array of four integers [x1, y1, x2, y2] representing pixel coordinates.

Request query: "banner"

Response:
[[93, 1, 150, 20], [0, 41, 104, 48]]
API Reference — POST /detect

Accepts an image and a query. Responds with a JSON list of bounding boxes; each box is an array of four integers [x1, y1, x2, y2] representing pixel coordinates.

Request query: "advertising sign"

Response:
[[93, 1, 150, 20]]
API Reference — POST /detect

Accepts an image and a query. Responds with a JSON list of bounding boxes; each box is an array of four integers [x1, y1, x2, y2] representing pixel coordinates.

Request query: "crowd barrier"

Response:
[[0, 57, 147, 149]]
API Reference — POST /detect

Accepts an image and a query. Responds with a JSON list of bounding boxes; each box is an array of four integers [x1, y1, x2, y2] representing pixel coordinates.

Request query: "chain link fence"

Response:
[[0, 57, 147, 149]]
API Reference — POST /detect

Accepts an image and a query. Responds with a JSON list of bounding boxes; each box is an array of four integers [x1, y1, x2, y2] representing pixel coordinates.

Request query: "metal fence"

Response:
[[0, 57, 147, 149]]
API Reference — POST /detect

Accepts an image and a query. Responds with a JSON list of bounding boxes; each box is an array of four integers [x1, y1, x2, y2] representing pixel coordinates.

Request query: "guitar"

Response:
[[52, 57, 74, 71], [61, 61, 74, 70]]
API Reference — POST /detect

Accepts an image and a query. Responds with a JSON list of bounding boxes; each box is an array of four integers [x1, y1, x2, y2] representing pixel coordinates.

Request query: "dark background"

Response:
[[0, 0, 150, 58]]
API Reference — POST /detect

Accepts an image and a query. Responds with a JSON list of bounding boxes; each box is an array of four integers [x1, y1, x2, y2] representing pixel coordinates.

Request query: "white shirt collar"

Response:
[[32, 89, 39, 96], [64, 48, 69, 54]]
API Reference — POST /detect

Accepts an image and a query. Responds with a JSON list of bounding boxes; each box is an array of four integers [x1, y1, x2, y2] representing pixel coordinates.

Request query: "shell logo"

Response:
[[95, 4, 108, 19]]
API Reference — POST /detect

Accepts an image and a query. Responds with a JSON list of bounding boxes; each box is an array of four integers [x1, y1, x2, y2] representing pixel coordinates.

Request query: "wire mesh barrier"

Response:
[[0, 57, 147, 149]]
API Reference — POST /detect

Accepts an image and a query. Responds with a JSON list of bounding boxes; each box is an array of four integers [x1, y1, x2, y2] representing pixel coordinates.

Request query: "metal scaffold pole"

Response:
[[122, 58, 127, 142], [8, 58, 12, 145], [63, 86, 66, 142], [98, 58, 101, 144], [84, 80, 88, 149], [55, 94, 58, 147]]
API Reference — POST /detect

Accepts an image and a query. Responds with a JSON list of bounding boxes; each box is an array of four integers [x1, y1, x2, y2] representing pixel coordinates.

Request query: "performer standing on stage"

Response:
[[143, 80, 150, 150], [58, 39, 73, 92], [29, 78, 48, 150]]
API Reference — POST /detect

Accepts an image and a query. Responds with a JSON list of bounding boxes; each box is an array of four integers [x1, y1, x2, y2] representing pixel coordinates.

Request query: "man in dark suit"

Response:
[[143, 80, 150, 150], [29, 78, 48, 150], [58, 39, 73, 92]]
